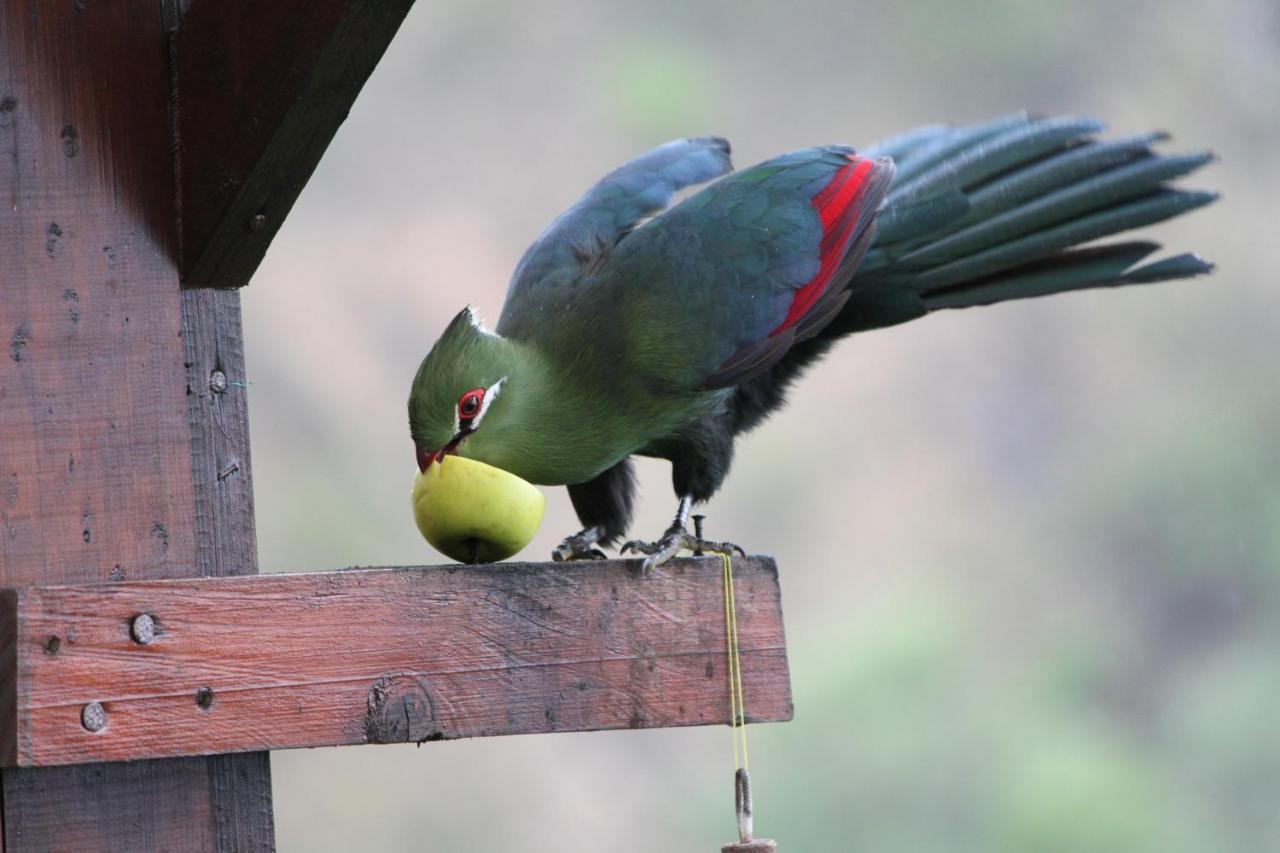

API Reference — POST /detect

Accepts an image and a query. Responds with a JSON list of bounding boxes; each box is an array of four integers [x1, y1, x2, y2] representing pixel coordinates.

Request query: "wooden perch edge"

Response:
[[0, 556, 791, 768]]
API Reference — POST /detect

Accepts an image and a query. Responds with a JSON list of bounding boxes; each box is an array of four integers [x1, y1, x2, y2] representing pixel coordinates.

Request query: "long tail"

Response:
[[830, 113, 1217, 336]]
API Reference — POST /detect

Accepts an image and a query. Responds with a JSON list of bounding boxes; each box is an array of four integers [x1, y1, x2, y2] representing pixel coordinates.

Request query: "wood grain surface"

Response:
[[0, 1, 275, 848], [181, 289, 276, 847], [1, 557, 792, 767], [0, 0, 195, 589], [175, 0, 417, 288]]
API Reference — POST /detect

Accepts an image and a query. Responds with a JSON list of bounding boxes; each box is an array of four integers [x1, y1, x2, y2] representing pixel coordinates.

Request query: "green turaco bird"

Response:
[[408, 113, 1216, 570]]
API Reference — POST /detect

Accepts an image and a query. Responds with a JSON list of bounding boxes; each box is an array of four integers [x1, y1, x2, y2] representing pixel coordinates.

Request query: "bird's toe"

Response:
[[552, 528, 609, 562], [620, 538, 654, 556]]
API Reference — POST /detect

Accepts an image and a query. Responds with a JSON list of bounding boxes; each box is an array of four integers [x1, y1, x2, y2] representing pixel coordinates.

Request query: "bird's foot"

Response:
[[551, 526, 608, 562], [620, 522, 745, 573]]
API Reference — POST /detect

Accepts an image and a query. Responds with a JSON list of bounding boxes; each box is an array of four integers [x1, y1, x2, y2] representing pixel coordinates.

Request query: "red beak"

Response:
[[415, 444, 439, 473]]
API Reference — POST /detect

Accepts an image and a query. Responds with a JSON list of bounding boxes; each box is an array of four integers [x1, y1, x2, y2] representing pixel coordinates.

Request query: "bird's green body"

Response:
[[408, 313, 727, 486], [407, 114, 1216, 563]]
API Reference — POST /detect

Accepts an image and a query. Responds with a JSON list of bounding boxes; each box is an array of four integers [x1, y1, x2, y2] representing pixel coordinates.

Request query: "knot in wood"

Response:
[[364, 674, 442, 745]]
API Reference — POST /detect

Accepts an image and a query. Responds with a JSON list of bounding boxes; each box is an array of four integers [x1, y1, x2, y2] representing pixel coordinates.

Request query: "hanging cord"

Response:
[[708, 541, 774, 851], [721, 551, 759, 844], [722, 551, 749, 772]]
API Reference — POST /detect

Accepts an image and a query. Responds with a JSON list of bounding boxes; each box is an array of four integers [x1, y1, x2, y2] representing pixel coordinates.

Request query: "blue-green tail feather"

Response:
[[832, 115, 1217, 336]]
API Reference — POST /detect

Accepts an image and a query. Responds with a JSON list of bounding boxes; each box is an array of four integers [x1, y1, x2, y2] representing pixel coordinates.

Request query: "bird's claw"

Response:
[[620, 528, 683, 573], [552, 529, 608, 562], [621, 526, 745, 573]]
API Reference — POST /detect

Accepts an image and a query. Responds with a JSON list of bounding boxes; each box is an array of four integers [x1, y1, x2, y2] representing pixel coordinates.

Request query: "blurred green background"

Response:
[[241, 0, 1279, 849]]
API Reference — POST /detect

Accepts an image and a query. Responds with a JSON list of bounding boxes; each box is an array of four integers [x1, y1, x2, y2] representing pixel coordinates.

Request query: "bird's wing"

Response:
[[497, 137, 733, 338], [597, 147, 895, 390]]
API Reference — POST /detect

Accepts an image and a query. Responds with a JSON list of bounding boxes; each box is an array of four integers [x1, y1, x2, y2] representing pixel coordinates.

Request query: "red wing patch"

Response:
[[771, 155, 877, 335]]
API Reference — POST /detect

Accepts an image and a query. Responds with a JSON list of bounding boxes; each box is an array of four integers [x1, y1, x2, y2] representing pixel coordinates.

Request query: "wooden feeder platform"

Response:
[[0, 557, 791, 769], [0, 2, 794, 849]]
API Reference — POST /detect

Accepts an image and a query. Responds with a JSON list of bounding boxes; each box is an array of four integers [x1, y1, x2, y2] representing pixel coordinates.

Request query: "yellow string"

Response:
[[721, 552, 749, 771]]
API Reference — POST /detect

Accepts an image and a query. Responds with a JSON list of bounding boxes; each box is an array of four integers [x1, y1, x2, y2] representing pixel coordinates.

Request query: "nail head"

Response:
[[81, 701, 107, 732], [248, 214, 266, 232], [130, 613, 155, 645], [209, 370, 228, 393]]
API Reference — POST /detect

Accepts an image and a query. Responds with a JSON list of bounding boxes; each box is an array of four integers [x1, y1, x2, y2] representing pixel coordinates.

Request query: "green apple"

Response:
[[411, 456, 546, 563]]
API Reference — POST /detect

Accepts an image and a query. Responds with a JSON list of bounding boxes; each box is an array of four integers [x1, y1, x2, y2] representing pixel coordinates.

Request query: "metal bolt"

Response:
[[130, 613, 155, 645], [248, 213, 266, 232], [209, 369, 228, 394], [195, 687, 214, 710], [81, 701, 107, 732]]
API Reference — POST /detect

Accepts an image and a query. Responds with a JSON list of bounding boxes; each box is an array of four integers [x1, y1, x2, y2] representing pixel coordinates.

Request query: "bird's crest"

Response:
[[408, 307, 508, 445]]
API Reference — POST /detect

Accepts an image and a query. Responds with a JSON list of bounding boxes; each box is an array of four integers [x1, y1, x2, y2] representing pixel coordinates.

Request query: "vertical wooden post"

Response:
[[180, 290, 276, 847], [0, 2, 273, 849]]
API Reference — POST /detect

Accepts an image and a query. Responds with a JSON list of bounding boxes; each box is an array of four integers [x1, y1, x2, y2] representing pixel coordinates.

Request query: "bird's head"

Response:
[[408, 307, 518, 473]]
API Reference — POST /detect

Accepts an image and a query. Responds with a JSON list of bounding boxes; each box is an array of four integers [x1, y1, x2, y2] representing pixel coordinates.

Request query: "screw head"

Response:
[[81, 701, 107, 732], [130, 613, 155, 645], [209, 370, 228, 394], [248, 213, 266, 232], [195, 687, 215, 710]]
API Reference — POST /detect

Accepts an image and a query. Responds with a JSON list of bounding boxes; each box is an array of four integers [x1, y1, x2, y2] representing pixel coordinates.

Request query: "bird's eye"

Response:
[[458, 388, 484, 421]]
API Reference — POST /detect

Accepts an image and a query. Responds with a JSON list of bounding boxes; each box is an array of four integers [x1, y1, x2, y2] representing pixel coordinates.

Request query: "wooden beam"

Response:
[[173, 0, 417, 288], [0, 0, 195, 589], [181, 289, 263, 580], [180, 290, 275, 845], [1, 1, 274, 848], [0, 557, 792, 767]]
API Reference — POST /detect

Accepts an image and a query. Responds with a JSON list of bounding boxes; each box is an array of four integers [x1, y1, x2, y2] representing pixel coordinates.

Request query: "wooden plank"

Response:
[[0, 1, 273, 849], [173, 0, 276, 829], [182, 289, 262, 579], [1, 758, 218, 851], [0, 0, 212, 846], [173, 0, 417, 288], [1, 557, 792, 767], [0, 1, 196, 589], [182, 290, 275, 845], [0, 590, 15, 769]]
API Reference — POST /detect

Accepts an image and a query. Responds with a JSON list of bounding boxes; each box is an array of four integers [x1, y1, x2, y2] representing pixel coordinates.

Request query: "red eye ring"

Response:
[[458, 388, 485, 421]]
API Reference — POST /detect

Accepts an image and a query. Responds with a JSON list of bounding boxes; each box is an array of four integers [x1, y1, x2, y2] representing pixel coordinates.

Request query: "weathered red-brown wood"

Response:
[[179, 288, 276, 846], [1, 1, 273, 849], [0, 557, 792, 767], [174, 0, 417, 288], [0, 0, 195, 588]]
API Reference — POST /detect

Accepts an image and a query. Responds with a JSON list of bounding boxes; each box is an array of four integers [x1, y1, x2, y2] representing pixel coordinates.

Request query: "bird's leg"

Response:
[[621, 496, 745, 573], [552, 525, 608, 562]]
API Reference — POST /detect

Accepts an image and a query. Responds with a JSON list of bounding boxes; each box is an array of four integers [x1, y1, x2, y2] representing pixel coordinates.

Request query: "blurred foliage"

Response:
[[602, 36, 721, 140]]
